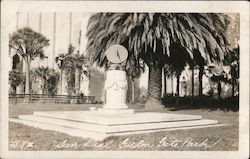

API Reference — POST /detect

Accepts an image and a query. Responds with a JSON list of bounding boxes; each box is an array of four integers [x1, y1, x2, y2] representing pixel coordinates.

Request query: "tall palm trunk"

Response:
[[42, 78, 46, 95], [59, 69, 62, 95], [131, 79, 135, 102], [176, 74, 180, 96], [24, 61, 30, 94], [145, 66, 163, 110], [171, 74, 174, 95], [232, 78, 235, 97], [218, 81, 222, 99], [191, 65, 194, 97], [162, 69, 167, 97], [198, 65, 204, 96], [75, 68, 81, 95]]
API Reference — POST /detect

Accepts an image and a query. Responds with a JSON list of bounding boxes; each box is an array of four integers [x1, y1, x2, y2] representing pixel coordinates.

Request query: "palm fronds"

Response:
[[86, 13, 231, 68]]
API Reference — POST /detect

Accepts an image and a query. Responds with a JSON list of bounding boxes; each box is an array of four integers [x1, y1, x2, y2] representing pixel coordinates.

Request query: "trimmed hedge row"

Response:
[[162, 95, 239, 111]]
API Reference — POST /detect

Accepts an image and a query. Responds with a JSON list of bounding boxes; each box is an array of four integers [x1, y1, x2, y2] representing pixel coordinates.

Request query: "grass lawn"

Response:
[[9, 103, 238, 151]]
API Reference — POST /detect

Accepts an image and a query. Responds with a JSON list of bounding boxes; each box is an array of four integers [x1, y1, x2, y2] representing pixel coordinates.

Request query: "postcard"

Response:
[[1, 1, 249, 159]]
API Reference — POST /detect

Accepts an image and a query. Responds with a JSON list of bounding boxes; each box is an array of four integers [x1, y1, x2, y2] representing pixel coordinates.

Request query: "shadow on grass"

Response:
[[162, 96, 239, 112]]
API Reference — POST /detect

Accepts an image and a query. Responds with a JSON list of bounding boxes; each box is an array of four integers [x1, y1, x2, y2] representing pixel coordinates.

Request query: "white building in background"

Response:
[[9, 12, 239, 100], [9, 12, 92, 96]]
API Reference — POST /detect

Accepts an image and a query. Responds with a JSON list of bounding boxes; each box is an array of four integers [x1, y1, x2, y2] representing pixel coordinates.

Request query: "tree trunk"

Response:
[[191, 65, 194, 97], [131, 79, 135, 103], [75, 68, 81, 95], [42, 78, 46, 95], [24, 62, 30, 94], [218, 81, 221, 99], [171, 74, 174, 95], [145, 66, 163, 110], [198, 65, 204, 96], [13, 86, 16, 95], [232, 78, 235, 97], [60, 69, 63, 95], [176, 74, 180, 96], [162, 69, 167, 97]]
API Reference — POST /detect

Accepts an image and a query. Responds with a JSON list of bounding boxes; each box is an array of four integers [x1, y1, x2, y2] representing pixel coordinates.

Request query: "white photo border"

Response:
[[1, 1, 249, 159]]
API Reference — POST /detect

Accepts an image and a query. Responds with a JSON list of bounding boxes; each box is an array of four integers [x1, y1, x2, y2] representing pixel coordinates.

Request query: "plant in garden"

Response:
[[192, 49, 206, 96], [126, 55, 145, 102], [9, 27, 50, 94], [34, 66, 50, 94], [46, 70, 60, 96], [223, 46, 239, 97], [210, 71, 230, 99], [56, 45, 75, 96], [34, 66, 59, 96], [71, 52, 85, 95], [167, 43, 191, 96], [9, 69, 25, 94], [86, 13, 230, 109], [55, 44, 85, 96]]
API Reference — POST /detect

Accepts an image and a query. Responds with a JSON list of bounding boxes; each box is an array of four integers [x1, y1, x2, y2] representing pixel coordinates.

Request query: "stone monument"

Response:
[[98, 45, 134, 114]]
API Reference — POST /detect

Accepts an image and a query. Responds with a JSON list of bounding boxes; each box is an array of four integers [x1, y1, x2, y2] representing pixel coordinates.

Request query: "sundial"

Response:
[[105, 45, 128, 64]]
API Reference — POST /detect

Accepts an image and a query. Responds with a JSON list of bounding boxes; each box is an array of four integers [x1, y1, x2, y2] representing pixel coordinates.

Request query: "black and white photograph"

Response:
[[1, 1, 249, 159]]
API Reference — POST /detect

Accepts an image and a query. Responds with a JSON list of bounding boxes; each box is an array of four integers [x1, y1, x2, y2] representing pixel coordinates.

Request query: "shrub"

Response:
[[162, 95, 239, 111]]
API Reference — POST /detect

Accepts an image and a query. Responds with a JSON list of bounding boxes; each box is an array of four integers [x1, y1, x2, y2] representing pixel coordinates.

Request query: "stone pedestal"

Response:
[[99, 70, 134, 114]]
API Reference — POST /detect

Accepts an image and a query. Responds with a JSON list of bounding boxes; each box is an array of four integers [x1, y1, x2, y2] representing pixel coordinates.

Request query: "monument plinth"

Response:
[[103, 70, 128, 109], [99, 70, 134, 114]]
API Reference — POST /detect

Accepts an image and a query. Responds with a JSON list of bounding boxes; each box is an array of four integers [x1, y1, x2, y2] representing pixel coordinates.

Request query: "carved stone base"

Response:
[[104, 70, 129, 110]]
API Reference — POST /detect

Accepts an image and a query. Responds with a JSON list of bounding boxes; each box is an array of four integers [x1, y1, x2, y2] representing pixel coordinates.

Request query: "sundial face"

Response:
[[105, 45, 128, 64]]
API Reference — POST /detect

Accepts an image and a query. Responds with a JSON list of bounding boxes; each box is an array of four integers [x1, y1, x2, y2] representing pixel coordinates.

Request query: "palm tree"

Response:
[[190, 63, 195, 97], [34, 66, 50, 94], [162, 67, 167, 97], [126, 56, 145, 102], [9, 69, 24, 94], [210, 71, 229, 99], [224, 46, 239, 97], [55, 45, 75, 95], [47, 70, 60, 96], [34, 66, 60, 96], [86, 13, 230, 109], [9, 27, 49, 94], [55, 54, 66, 95], [71, 52, 85, 95], [164, 64, 175, 95], [56, 44, 85, 96], [192, 49, 206, 96], [169, 43, 191, 96]]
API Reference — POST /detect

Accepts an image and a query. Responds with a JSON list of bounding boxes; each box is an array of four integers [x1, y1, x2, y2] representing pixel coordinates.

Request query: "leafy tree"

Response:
[[210, 71, 229, 99], [126, 56, 145, 102], [168, 43, 191, 96], [9, 27, 49, 94], [192, 49, 206, 96], [224, 46, 239, 97], [55, 44, 85, 95], [86, 13, 230, 109], [189, 62, 195, 97], [56, 45, 75, 95], [9, 69, 25, 94], [34, 66, 50, 94], [163, 62, 176, 95], [34, 66, 59, 96], [71, 52, 85, 95], [47, 70, 60, 96]]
